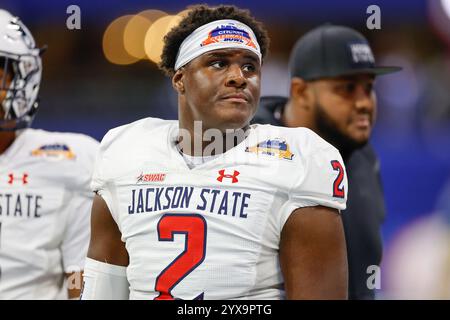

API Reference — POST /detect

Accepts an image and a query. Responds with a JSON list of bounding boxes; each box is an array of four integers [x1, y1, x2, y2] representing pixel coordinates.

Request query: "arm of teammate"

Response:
[[60, 183, 94, 300], [87, 194, 128, 265], [279, 205, 348, 299], [81, 194, 130, 300]]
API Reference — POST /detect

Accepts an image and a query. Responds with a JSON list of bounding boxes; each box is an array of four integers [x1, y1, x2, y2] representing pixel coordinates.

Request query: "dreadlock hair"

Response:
[[159, 4, 270, 77]]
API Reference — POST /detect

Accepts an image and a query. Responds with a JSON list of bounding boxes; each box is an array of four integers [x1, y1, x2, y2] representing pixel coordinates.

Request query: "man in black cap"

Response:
[[253, 24, 401, 299]]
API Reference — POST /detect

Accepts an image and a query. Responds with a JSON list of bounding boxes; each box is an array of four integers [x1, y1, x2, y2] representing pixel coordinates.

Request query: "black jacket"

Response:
[[253, 96, 386, 300]]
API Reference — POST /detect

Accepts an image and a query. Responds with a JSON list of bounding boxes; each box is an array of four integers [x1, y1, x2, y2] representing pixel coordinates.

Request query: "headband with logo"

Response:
[[174, 19, 262, 71]]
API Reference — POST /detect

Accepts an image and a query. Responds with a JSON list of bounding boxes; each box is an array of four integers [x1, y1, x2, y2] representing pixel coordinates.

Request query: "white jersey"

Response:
[[0, 128, 98, 299], [91, 117, 347, 300]]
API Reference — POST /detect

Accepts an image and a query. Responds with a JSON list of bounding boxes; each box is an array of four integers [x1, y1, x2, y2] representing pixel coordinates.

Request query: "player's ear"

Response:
[[172, 68, 185, 95], [290, 77, 310, 110], [290, 77, 307, 99]]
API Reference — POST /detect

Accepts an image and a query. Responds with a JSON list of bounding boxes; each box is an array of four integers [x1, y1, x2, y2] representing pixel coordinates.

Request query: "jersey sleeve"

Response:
[[61, 188, 93, 273], [90, 118, 174, 226], [90, 128, 121, 225], [61, 136, 99, 273], [279, 133, 348, 230]]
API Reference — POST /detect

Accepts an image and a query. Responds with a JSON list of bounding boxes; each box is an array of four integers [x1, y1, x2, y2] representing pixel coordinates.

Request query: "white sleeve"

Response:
[[61, 138, 98, 273], [279, 143, 348, 230], [61, 189, 93, 273], [90, 140, 110, 200], [90, 130, 120, 224]]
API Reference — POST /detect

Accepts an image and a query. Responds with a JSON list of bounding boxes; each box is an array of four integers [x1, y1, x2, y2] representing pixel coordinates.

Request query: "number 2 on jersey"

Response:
[[154, 214, 207, 300], [331, 160, 345, 198]]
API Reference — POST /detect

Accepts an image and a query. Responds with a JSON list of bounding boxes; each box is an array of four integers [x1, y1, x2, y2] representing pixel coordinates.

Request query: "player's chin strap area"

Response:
[[0, 100, 38, 131], [80, 257, 129, 300]]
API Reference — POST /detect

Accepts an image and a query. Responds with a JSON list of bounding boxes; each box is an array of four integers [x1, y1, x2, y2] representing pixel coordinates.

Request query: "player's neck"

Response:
[[177, 123, 250, 157], [0, 130, 16, 155]]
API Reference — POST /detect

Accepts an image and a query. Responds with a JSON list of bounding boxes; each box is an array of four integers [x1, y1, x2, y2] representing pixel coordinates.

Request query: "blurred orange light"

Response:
[[144, 15, 183, 64], [137, 9, 168, 22], [177, 9, 192, 19], [103, 15, 139, 65], [124, 10, 168, 60]]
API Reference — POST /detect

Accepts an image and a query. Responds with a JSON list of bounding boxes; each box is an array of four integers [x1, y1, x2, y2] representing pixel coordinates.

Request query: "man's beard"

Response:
[[315, 102, 368, 159]]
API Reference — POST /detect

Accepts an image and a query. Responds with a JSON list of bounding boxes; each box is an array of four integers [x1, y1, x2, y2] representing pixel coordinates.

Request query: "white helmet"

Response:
[[0, 9, 42, 130]]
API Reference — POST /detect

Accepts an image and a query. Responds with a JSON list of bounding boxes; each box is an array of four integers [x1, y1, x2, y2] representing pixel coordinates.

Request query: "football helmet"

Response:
[[0, 9, 43, 130]]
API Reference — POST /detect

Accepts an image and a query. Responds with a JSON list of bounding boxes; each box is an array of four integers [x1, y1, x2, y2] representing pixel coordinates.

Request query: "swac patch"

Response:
[[245, 138, 294, 160], [201, 23, 257, 49], [136, 173, 166, 183], [31, 143, 76, 160]]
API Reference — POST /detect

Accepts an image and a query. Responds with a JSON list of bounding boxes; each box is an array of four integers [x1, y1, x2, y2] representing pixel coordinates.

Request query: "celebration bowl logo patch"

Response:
[[31, 143, 76, 160], [245, 138, 294, 160], [201, 23, 257, 49]]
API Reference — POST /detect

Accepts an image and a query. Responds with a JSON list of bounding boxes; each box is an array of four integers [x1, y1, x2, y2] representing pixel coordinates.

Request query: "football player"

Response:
[[0, 9, 98, 299], [82, 4, 348, 300]]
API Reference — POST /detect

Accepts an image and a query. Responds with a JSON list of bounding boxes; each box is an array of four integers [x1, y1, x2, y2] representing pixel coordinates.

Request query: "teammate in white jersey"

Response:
[[0, 9, 98, 299], [83, 4, 348, 300]]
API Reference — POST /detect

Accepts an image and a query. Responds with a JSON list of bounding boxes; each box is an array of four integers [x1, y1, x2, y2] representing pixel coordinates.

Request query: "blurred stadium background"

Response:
[[3, 0, 450, 299]]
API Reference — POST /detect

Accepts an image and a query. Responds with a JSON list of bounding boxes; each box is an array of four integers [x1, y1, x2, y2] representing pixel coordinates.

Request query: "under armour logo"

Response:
[[8, 173, 28, 185], [217, 170, 240, 183]]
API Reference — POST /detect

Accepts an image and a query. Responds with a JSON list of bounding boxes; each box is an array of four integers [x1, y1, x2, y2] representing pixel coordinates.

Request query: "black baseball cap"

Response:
[[289, 24, 402, 80]]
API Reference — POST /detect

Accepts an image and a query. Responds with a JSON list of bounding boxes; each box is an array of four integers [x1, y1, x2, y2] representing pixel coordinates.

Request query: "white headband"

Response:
[[174, 19, 262, 71]]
